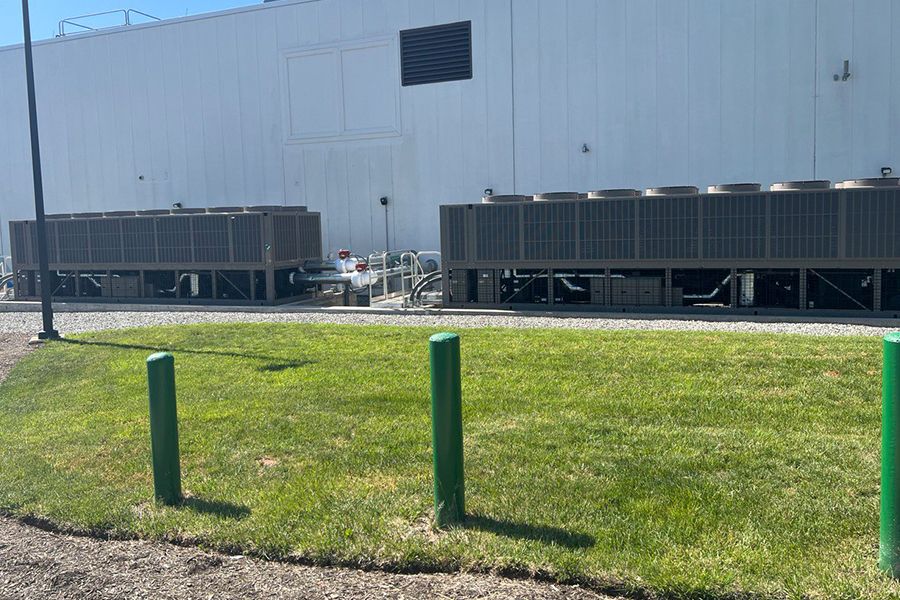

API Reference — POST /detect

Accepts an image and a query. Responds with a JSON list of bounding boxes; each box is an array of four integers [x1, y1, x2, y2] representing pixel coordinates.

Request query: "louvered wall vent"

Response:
[[400, 21, 472, 86]]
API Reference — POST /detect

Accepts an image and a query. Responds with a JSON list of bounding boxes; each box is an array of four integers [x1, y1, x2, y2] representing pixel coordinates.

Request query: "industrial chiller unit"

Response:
[[440, 179, 900, 314], [8, 206, 322, 305]]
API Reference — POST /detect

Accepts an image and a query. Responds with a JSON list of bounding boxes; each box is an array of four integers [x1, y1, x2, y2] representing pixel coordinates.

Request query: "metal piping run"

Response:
[[683, 274, 732, 300]]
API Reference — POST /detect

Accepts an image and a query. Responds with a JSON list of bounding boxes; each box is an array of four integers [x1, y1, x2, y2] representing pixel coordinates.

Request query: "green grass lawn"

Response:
[[0, 323, 895, 599]]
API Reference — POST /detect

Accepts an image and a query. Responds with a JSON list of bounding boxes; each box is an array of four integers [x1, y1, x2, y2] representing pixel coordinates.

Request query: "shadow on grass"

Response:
[[180, 496, 251, 520], [462, 514, 595, 549], [59, 338, 315, 372]]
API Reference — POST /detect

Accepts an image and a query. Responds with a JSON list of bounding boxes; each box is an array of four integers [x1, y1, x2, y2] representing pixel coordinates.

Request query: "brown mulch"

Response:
[[0, 333, 608, 600]]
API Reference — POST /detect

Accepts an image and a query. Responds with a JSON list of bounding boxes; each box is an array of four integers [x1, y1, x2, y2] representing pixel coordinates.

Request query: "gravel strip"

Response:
[[0, 309, 897, 336], [0, 515, 606, 600]]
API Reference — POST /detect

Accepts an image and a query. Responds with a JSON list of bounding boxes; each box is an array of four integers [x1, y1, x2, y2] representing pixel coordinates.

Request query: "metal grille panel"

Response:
[[57, 220, 90, 263], [769, 192, 838, 259], [122, 218, 156, 263], [273, 214, 298, 262], [524, 202, 576, 260], [192, 216, 229, 263], [701, 194, 766, 259], [638, 197, 698, 259], [580, 200, 635, 260], [845, 189, 900, 258], [156, 217, 192, 263], [89, 219, 122, 263], [400, 21, 472, 86], [232, 214, 263, 263], [475, 204, 519, 261], [298, 214, 322, 259], [442, 206, 467, 261]]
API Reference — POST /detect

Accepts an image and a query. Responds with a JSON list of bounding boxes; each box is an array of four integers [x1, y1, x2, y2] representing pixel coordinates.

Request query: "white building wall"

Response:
[[1, 0, 898, 257]]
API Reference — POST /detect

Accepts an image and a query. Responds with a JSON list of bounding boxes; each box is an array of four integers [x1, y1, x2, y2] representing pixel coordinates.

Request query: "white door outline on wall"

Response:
[[280, 35, 403, 145]]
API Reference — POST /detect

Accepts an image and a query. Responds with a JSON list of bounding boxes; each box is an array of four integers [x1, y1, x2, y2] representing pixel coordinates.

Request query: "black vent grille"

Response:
[[580, 199, 635, 260], [475, 204, 518, 261], [156, 217, 192, 263], [273, 214, 298, 262], [193, 216, 230, 263], [400, 21, 472, 86], [523, 202, 576, 260], [298, 214, 322, 259], [89, 219, 123, 263], [122, 218, 156, 263], [232, 214, 263, 263]]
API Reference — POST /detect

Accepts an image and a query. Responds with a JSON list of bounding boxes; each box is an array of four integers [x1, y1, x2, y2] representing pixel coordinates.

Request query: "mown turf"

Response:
[[0, 324, 895, 599]]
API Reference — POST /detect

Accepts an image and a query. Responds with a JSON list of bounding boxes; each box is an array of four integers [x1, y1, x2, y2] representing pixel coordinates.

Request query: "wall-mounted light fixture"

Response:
[[883, 167, 893, 178]]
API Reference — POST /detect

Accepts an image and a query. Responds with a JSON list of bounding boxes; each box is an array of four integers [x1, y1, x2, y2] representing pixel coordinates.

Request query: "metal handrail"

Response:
[[58, 9, 160, 37]]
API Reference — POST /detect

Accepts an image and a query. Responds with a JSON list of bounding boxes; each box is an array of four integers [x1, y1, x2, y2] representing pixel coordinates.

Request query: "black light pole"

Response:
[[21, 0, 58, 340]]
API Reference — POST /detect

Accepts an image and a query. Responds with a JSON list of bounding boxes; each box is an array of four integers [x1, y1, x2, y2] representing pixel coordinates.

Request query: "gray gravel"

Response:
[[0, 308, 897, 336]]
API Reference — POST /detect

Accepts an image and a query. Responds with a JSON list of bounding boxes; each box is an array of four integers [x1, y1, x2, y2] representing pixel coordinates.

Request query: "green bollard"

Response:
[[429, 332, 465, 527], [147, 352, 182, 505], [881, 333, 900, 575]]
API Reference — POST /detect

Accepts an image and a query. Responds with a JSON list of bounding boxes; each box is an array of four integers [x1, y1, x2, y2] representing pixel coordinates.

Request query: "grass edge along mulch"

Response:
[[0, 323, 895, 600]]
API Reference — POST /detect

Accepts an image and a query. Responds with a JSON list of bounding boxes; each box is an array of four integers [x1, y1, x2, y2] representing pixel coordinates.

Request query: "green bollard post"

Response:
[[429, 332, 465, 527], [881, 333, 900, 575], [147, 352, 182, 505]]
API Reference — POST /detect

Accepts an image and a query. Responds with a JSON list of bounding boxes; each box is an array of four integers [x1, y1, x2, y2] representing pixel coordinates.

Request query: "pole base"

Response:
[[29, 330, 61, 345]]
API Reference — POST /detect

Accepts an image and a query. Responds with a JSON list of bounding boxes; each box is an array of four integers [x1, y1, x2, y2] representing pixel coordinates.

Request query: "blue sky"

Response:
[[1, 1, 257, 47]]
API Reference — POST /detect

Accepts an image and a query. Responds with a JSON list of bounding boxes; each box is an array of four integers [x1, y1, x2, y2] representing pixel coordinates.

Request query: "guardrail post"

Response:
[[147, 352, 182, 505], [429, 332, 465, 527], [881, 333, 900, 575]]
